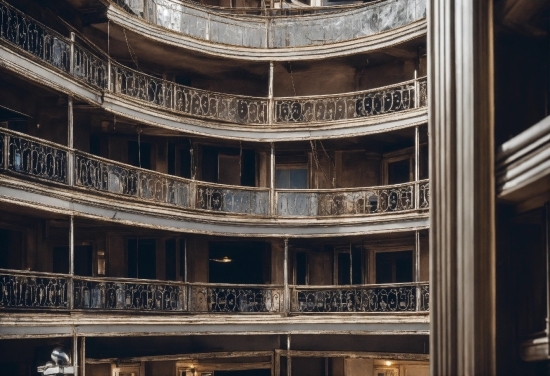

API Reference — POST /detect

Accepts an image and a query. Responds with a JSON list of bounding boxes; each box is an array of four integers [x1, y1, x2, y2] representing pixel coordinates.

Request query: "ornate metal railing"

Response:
[[276, 181, 415, 217], [112, 0, 426, 48], [73, 277, 186, 311], [5, 131, 68, 184], [418, 179, 429, 209], [290, 282, 428, 313], [418, 282, 429, 311], [72, 43, 108, 89], [275, 79, 422, 123], [75, 151, 191, 208], [189, 284, 284, 313], [195, 182, 269, 215], [112, 63, 269, 125], [0, 1, 70, 71], [0, 270, 69, 309]]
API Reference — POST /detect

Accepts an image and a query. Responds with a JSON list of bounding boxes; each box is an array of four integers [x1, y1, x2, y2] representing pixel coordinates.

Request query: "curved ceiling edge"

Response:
[[107, 6, 427, 61], [0, 179, 430, 238]]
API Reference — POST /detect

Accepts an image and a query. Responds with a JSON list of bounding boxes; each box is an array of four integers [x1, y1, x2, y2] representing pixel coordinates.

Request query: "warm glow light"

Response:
[[385, 361, 392, 366], [210, 256, 232, 263]]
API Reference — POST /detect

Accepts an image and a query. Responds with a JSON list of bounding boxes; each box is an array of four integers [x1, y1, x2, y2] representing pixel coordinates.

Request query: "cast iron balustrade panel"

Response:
[[7, 134, 67, 183], [73, 277, 186, 311], [291, 284, 421, 313], [419, 179, 429, 209], [419, 282, 429, 311], [0, 1, 70, 72], [275, 80, 417, 124], [113, 0, 426, 48], [277, 182, 414, 217], [196, 183, 269, 215], [113, 63, 269, 125], [73, 43, 108, 89], [75, 152, 191, 208], [0, 271, 69, 309], [189, 284, 283, 313]]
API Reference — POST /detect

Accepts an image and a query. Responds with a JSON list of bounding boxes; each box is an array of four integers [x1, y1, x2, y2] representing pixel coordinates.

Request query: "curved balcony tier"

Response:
[[106, 0, 426, 60], [0, 40, 428, 141], [0, 130, 429, 237]]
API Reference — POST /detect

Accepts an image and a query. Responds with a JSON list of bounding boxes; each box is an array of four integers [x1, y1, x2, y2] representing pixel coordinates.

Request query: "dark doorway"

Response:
[[387, 158, 410, 184], [53, 246, 69, 274], [209, 242, 269, 284], [127, 239, 156, 280], [375, 250, 413, 284], [74, 246, 93, 276], [0, 228, 22, 270], [128, 141, 151, 169]]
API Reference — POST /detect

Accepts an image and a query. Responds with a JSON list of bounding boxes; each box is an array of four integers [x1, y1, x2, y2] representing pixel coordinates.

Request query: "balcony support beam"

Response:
[[73, 333, 78, 376], [69, 215, 74, 310], [414, 125, 420, 209], [284, 238, 289, 314], [67, 96, 74, 186], [428, 0, 495, 374], [268, 62, 274, 125], [270, 142, 276, 216], [287, 334, 292, 376]]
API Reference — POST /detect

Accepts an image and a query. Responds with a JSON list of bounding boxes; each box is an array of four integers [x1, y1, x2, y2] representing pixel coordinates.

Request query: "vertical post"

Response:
[[546, 203, 550, 357], [3, 132, 8, 170], [80, 336, 86, 376], [73, 334, 78, 376], [429, 0, 495, 374], [414, 125, 420, 209], [349, 243, 352, 285], [69, 215, 74, 310], [286, 334, 292, 376], [184, 238, 188, 283], [284, 238, 289, 314], [415, 230, 421, 311], [414, 69, 419, 108], [69, 32, 75, 75], [270, 142, 276, 216], [268, 62, 274, 125], [68, 96, 74, 186]]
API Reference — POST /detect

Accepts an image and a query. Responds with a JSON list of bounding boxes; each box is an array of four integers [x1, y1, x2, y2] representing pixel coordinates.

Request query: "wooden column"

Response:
[[429, 0, 495, 374], [73, 334, 78, 375], [268, 62, 274, 125], [69, 215, 74, 310], [67, 95, 74, 186], [283, 238, 289, 314], [270, 143, 276, 216], [414, 125, 420, 209], [286, 334, 291, 376]]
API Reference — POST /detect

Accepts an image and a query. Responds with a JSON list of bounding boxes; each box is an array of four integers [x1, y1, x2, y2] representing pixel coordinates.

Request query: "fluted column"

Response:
[[428, 0, 496, 374]]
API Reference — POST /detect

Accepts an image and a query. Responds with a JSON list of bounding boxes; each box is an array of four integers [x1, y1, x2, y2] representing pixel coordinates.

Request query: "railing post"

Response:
[[415, 230, 421, 311], [286, 334, 292, 376], [69, 32, 75, 75], [414, 125, 420, 209], [68, 96, 74, 186], [69, 215, 74, 310], [270, 142, 276, 216], [414, 70, 419, 108], [108, 59, 113, 93], [284, 238, 289, 315], [3, 132, 8, 170], [268, 62, 274, 125]]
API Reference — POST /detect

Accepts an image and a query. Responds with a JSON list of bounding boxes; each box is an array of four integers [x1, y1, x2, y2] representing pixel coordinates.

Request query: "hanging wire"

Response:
[[123, 28, 140, 70], [288, 62, 297, 96], [310, 140, 331, 188]]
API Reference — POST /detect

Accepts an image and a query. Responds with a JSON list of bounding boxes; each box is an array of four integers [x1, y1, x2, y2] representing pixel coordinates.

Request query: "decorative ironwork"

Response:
[[189, 285, 283, 313], [174, 86, 268, 125], [291, 284, 418, 313], [73, 277, 186, 311], [75, 153, 139, 196], [113, 63, 268, 124], [75, 152, 191, 208], [417, 77, 428, 107], [113, 0, 426, 48], [277, 182, 414, 217], [196, 183, 269, 215], [275, 81, 418, 124], [419, 180, 429, 209], [419, 283, 429, 311], [73, 43, 108, 89], [0, 1, 70, 72], [7, 134, 67, 183], [0, 271, 68, 309]]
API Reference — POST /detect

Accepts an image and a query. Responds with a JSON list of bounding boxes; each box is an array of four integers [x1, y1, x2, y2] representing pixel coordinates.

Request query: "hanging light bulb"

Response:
[[210, 256, 232, 263]]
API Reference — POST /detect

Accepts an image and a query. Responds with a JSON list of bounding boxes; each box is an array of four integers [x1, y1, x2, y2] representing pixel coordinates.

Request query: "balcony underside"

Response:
[[0, 312, 429, 338], [0, 176, 429, 237], [105, 2, 426, 61]]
